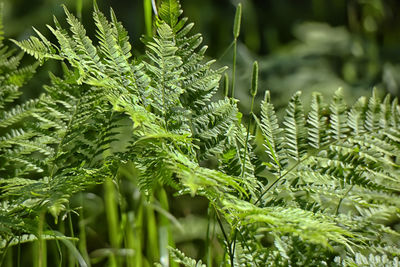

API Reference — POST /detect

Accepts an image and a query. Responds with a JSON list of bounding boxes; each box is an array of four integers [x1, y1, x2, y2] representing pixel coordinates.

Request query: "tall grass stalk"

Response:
[[38, 212, 47, 267], [67, 205, 76, 267], [144, 0, 153, 36], [78, 197, 91, 267], [145, 196, 159, 264], [158, 188, 178, 267], [123, 211, 137, 267], [230, 3, 242, 98], [133, 203, 144, 266], [104, 176, 120, 267], [205, 207, 214, 267], [76, 0, 83, 19]]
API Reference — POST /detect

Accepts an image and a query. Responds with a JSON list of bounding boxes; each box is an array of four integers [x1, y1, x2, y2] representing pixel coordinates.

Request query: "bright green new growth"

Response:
[[2, 0, 400, 266]]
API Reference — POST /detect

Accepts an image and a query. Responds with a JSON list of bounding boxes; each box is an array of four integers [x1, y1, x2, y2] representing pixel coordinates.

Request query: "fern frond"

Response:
[[11, 36, 60, 63], [307, 92, 328, 149], [158, 0, 182, 29], [329, 88, 349, 139], [0, 99, 39, 128], [283, 91, 307, 162], [168, 247, 206, 267], [259, 91, 286, 172]]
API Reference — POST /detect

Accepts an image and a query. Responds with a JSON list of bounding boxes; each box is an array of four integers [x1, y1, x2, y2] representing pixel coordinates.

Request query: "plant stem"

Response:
[[231, 3, 241, 98], [214, 206, 234, 267], [143, 0, 152, 36], [145, 195, 159, 264], [241, 94, 256, 180], [158, 187, 177, 267], [0, 239, 12, 267], [76, 0, 82, 20], [231, 40, 237, 98], [335, 185, 353, 215], [205, 206, 215, 267], [104, 176, 120, 267], [78, 195, 91, 266], [38, 212, 47, 267]]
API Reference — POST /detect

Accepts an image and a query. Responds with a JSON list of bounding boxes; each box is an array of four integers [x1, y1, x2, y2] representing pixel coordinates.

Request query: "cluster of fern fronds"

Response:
[[1, 0, 399, 266]]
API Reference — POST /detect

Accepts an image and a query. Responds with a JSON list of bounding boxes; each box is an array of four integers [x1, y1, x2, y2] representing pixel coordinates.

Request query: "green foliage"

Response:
[[2, 0, 400, 266], [168, 246, 206, 267]]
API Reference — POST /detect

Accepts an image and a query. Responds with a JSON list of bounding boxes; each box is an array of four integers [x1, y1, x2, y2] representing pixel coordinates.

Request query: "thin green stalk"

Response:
[[4, 244, 12, 267], [134, 204, 144, 267], [0, 239, 12, 267], [241, 72, 257, 179], [144, 0, 153, 36], [53, 235, 63, 267], [104, 176, 120, 267], [78, 196, 91, 267], [214, 206, 234, 267], [205, 206, 213, 267], [67, 204, 76, 267], [230, 3, 242, 98], [124, 211, 137, 267], [158, 188, 177, 267], [218, 41, 234, 61], [17, 237, 21, 267], [38, 212, 47, 267], [224, 73, 229, 98], [145, 195, 159, 264], [335, 185, 354, 215], [76, 0, 83, 20], [253, 136, 344, 206], [241, 61, 258, 182], [231, 41, 237, 98]]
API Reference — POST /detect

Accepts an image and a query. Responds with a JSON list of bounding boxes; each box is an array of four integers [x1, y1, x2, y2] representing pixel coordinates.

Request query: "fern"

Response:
[[246, 88, 400, 265]]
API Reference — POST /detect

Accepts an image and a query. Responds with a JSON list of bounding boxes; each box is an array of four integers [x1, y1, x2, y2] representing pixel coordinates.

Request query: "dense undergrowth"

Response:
[[0, 0, 399, 266]]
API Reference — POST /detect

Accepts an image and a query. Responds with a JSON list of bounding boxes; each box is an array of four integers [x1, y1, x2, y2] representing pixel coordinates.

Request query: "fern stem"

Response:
[[335, 185, 353, 215], [254, 129, 348, 205], [236, 228, 261, 267], [66, 203, 76, 267], [218, 41, 234, 61], [214, 206, 234, 267], [50, 98, 82, 178], [241, 61, 258, 189]]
